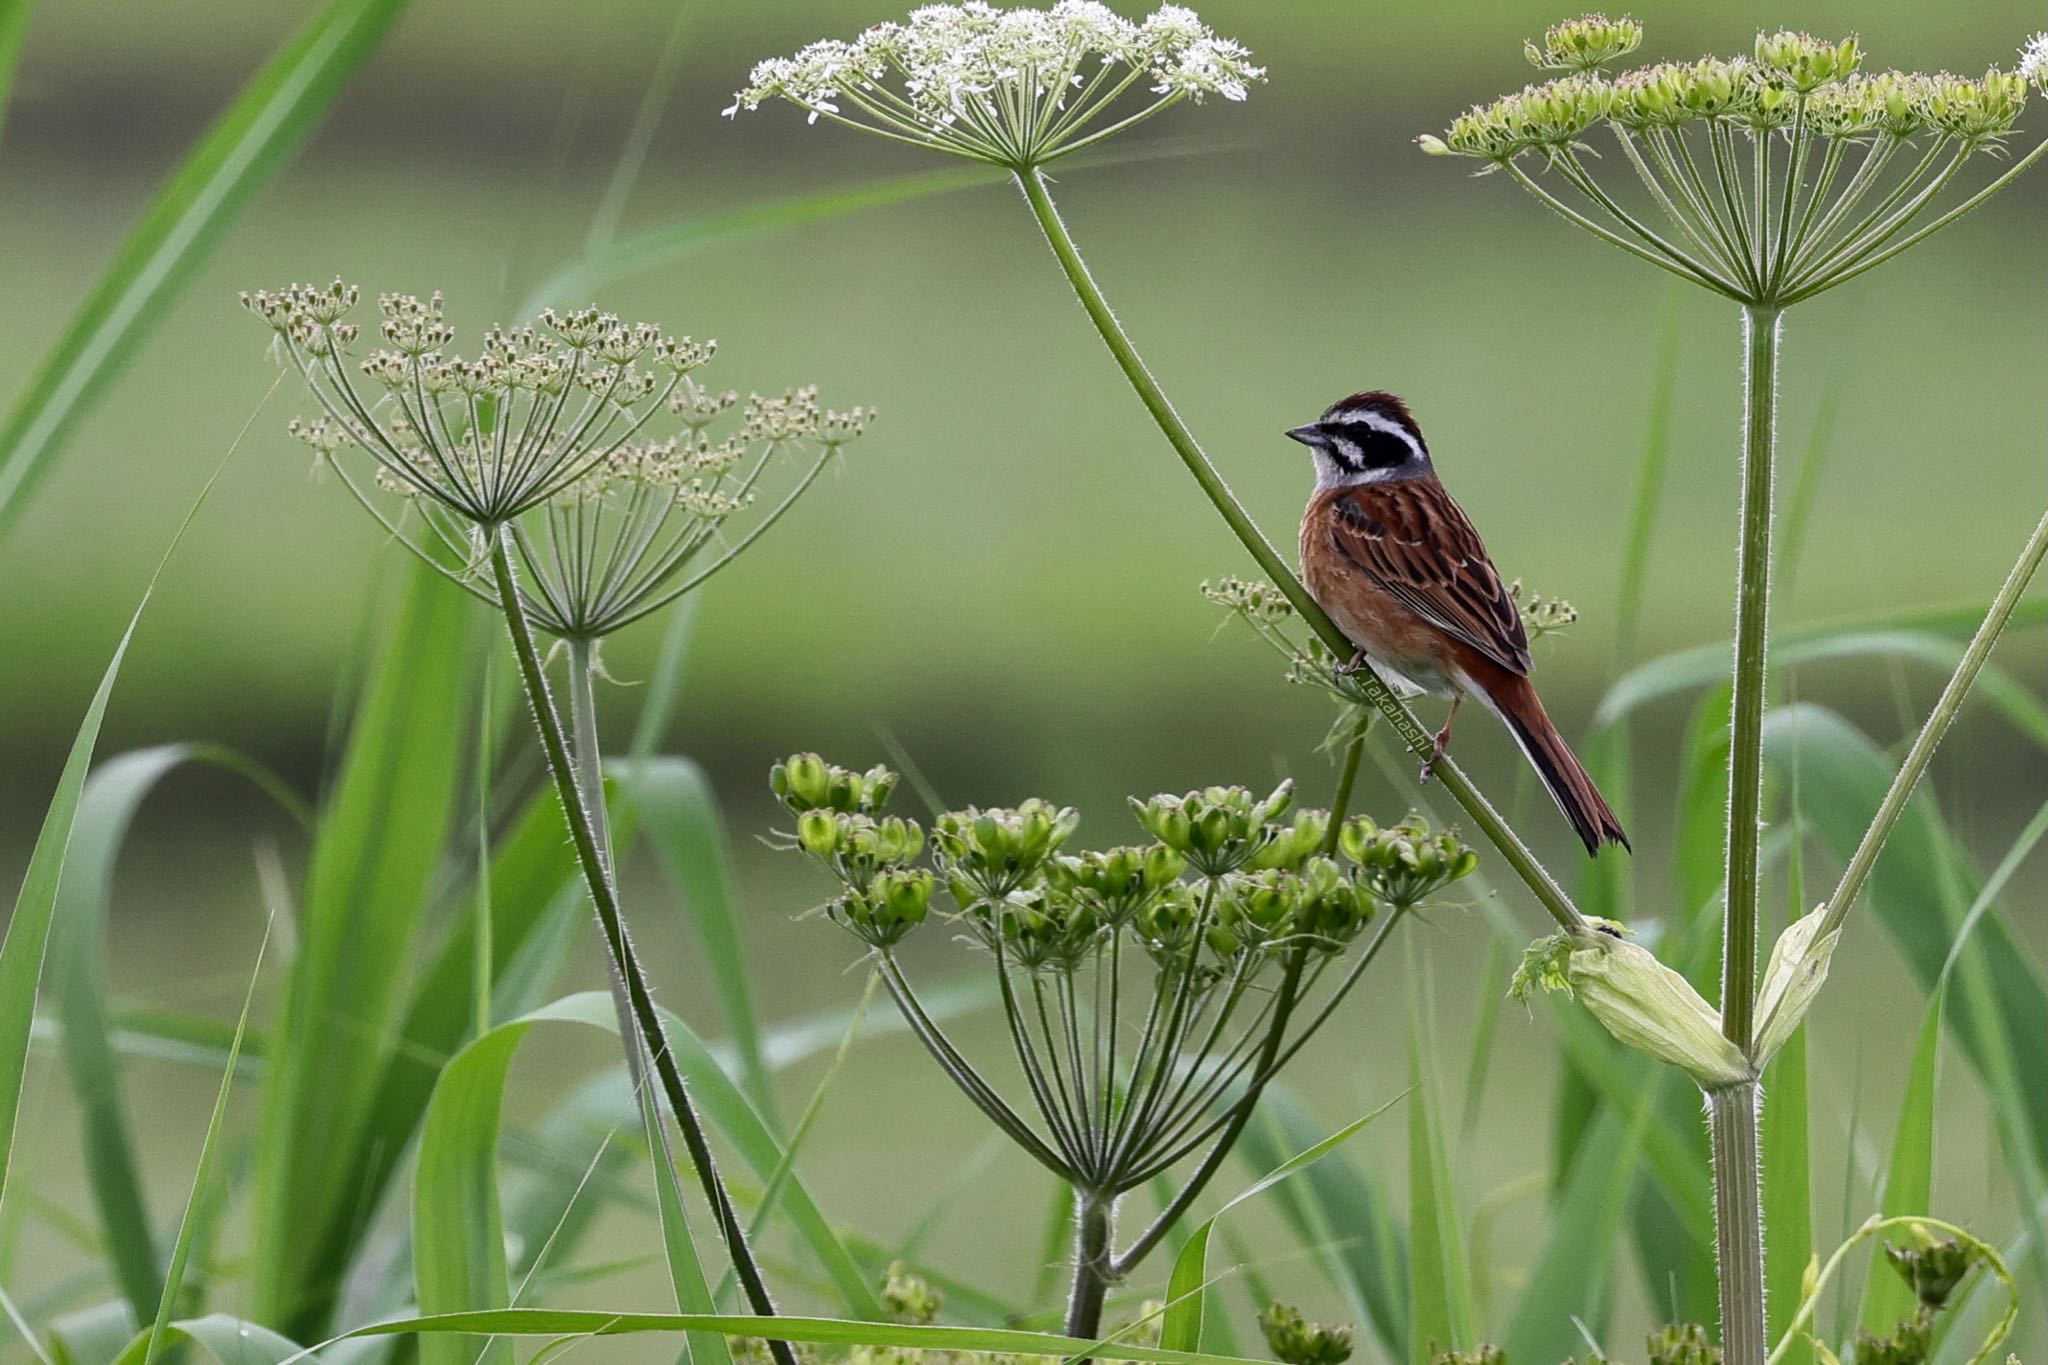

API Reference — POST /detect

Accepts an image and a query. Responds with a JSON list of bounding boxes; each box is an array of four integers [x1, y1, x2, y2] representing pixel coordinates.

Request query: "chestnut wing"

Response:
[[1326, 480, 1532, 677]]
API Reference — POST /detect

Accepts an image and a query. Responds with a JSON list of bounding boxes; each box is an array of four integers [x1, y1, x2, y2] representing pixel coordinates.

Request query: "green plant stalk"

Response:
[[1713, 303, 1780, 1365], [1823, 500, 2048, 934], [1723, 305, 1781, 1049], [1013, 167, 1583, 935], [1066, 1192, 1114, 1342], [487, 529, 796, 1365], [1709, 1084, 1766, 1365]]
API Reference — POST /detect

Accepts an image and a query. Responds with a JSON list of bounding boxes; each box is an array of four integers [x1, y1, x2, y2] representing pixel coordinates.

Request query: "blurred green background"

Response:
[[1, 0, 2044, 1353]]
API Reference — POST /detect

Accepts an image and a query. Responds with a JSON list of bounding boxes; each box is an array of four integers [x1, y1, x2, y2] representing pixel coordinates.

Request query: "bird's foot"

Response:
[[1335, 649, 1369, 677], [1418, 703, 1460, 783]]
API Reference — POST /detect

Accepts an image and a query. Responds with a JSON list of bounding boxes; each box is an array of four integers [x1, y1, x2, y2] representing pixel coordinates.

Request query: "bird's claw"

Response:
[[1335, 649, 1368, 677]]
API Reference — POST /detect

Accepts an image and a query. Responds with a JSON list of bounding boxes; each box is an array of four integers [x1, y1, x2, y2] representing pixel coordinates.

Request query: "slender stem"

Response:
[[1709, 1083, 1767, 1365], [487, 530, 794, 1363], [1822, 500, 2048, 935], [1013, 166, 1585, 933], [1722, 306, 1781, 1051], [1065, 1192, 1115, 1342]]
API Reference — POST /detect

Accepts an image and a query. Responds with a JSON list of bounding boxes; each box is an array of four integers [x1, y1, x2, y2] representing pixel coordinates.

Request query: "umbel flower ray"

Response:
[[245, 281, 871, 639], [1421, 17, 2048, 305], [724, 2, 1263, 170]]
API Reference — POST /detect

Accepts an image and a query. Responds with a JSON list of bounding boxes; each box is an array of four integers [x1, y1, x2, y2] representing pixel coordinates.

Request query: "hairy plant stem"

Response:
[[1709, 1084, 1766, 1365], [1013, 166, 1584, 935], [1823, 500, 2048, 933], [488, 530, 794, 1365], [1713, 305, 1779, 1365], [1066, 1193, 1114, 1342], [1723, 305, 1781, 1049]]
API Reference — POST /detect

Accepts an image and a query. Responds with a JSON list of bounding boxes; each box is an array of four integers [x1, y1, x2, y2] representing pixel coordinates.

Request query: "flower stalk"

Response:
[[1426, 17, 2048, 1363], [490, 532, 794, 1365]]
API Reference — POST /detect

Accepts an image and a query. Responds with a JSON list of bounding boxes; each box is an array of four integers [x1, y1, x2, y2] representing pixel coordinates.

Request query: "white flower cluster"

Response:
[[725, 2, 1261, 168], [2022, 32, 2048, 90]]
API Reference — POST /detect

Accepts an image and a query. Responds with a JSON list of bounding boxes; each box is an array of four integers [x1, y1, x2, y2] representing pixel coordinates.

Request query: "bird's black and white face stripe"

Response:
[[1285, 391, 1430, 489]]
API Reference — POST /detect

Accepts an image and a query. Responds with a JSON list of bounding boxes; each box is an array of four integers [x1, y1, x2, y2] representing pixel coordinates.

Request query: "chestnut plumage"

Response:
[[1290, 391, 1628, 855]]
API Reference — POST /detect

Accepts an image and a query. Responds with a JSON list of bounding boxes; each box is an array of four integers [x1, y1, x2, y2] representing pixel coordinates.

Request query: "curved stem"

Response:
[[1014, 166, 1586, 933], [1822, 500, 2048, 936], [487, 530, 794, 1363]]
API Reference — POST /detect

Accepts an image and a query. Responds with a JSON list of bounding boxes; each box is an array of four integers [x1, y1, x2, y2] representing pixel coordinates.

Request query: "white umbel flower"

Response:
[[2021, 32, 2048, 90], [725, 2, 1262, 169]]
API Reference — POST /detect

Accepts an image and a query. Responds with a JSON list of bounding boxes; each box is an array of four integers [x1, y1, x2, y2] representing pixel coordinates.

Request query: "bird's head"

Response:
[[1285, 390, 1431, 489]]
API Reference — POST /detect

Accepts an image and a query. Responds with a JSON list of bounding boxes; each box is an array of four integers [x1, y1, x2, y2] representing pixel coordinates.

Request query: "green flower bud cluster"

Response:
[[879, 1262, 943, 1325], [772, 752, 899, 815], [1426, 20, 2032, 162], [1852, 1313, 1931, 1365], [1753, 31, 1861, 93], [1423, 76, 1615, 159], [934, 800, 1082, 899], [1259, 1303, 1355, 1365], [1045, 844, 1187, 924], [1645, 1323, 1720, 1365], [1338, 816, 1481, 909], [1199, 575, 1296, 625], [1507, 579, 1578, 639], [1130, 781, 1295, 877], [1430, 1346, 1507, 1365], [1883, 1236, 1980, 1311], [996, 891, 1102, 972], [1525, 14, 1642, 74], [1211, 858, 1374, 958]]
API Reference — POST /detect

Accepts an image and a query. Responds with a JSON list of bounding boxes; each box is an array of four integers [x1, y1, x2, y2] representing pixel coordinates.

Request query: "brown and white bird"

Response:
[[1288, 390, 1628, 855]]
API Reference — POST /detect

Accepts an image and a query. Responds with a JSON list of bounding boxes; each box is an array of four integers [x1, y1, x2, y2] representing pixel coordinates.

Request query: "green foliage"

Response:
[[0, 0, 411, 537]]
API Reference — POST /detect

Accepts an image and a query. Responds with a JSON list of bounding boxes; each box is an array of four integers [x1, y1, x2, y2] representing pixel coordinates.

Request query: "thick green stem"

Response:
[[1014, 167, 1584, 934], [1713, 305, 1779, 1365], [1723, 306, 1781, 1050], [488, 530, 793, 1364], [1823, 501, 2048, 935], [1065, 1192, 1115, 1342], [1710, 1083, 1767, 1365]]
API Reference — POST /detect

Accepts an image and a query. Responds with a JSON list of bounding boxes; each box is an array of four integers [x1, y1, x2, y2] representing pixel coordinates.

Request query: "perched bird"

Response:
[[1287, 390, 1628, 855]]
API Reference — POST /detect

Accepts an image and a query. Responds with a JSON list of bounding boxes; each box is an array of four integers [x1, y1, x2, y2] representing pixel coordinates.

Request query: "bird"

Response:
[[1287, 390, 1628, 855]]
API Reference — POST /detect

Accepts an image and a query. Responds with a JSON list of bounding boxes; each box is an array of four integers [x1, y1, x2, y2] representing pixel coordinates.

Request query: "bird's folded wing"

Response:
[[1327, 481, 1532, 677]]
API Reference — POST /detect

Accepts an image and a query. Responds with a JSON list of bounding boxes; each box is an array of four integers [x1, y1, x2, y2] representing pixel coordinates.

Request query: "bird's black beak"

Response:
[[1284, 424, 1325, 447]]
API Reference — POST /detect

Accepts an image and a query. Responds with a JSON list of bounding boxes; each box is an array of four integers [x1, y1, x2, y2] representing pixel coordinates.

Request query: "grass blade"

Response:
[[130, 925, 269, 1365], [1406, 961, 1474, 1365], [1857, 989, 1942, 1335], [1598, 630, 2048, 745], [1764, 705, 2048, 1183], [617, 757, 777, 1126], [0, 437, 236, 1223], [0, 0, 409, 536], [254, 561, 479, 1336], [1503, 1093, 1658, 1364], [633, 1074, 733, 1365], [123, 1316, 300, 1365], [325, 1308, 1281, 1365], [1763, 825, 1815, 1365], [1613, 281, 1682, 663], [0, 0, 32, 153], [50, 744, 294, 1323], [1160, 1095, 1401, 1352]]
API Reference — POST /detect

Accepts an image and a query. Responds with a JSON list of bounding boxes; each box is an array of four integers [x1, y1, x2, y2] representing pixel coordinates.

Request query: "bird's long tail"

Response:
[[1487, 675, 1630, 855]]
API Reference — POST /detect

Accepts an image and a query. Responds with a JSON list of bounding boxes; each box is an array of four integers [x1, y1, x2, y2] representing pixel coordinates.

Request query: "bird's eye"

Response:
[[1351, 427, 1412, 468]]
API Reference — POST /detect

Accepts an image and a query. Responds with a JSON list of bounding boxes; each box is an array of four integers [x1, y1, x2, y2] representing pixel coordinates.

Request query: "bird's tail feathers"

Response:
[[1484, 676, 1630, 856]]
